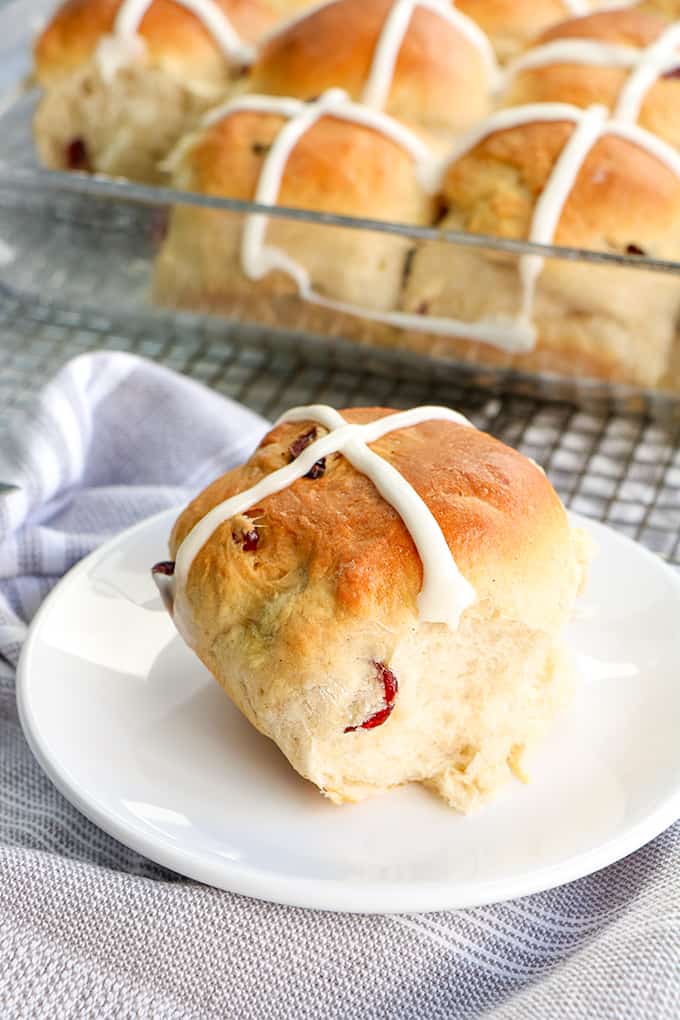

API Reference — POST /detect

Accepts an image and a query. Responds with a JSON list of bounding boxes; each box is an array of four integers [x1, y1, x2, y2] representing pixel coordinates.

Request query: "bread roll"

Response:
[[260, 0, 319, 17], [33, 0, 275, 182], [458, 0, 642, 63], [505, 9, 680, 152], [160, 405, 590, 811], [154, 92, 433, 337], [248, 0, 497, 139], [641, 0, 680, 20], [401, 109, 680, 387]]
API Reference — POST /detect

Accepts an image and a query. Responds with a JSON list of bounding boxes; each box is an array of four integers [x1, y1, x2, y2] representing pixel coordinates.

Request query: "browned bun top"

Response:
[[505, 9, 680, 152], [537, 6, 669, 46], [170, 408, 574, 632], [34, 0, 275, 83], [640, 0, 680, 21], [457, 0, 569, 59], [249, 0, 492, 133], [177, 108, 432, 222], [442, 120, 680, 255], [261, 0, 320, 12]]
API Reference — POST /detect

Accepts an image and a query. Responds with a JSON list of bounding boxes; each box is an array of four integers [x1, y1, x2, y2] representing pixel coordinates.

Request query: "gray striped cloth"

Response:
[[0, 352, 678, 1020]]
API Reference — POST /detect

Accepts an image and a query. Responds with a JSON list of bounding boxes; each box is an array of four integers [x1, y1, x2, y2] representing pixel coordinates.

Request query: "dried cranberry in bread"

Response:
[[33, 0, 275, 182], [163, 406, 590, 811]]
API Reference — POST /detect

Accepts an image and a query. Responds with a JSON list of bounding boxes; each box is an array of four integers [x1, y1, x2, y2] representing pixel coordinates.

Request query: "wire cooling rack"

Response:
[[1, 288, 680, 569]]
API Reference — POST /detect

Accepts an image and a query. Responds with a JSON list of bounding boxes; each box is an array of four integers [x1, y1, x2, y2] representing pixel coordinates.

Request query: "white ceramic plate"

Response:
[[17, 510, 680, 913]]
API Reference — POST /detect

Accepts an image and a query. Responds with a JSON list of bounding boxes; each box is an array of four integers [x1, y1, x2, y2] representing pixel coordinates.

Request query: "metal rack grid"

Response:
[[2, 289, 680, 569]]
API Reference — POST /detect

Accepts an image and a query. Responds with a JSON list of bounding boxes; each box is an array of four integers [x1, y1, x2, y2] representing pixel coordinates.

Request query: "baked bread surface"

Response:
[[169, 407, 589, 810], [155, 106, 432, 314], [402, 119, 680, 386], [33, 0, 275, 181], [641, 0, 680, 21], [249, 0, 493, 136], [33, 0, 680, 386], [34, 0, 272, 84]]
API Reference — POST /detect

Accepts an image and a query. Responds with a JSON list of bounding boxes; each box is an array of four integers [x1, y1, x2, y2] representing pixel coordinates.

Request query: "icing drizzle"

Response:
[[560, 0, 638, 12], [615, 21, 680, 122], [444, 101, 680, 337], [96, 0, 497, 93], [96, 0, 255, 79], [232, 90, 436, 283], [518, 103, 609, 323], [260, 0, 498, 110], [361, 0, 498, 109], [177, 88, 680, 353], [186, 88, 536, 351], [506, 21, 680, 124], [173, 405, 477, 630]]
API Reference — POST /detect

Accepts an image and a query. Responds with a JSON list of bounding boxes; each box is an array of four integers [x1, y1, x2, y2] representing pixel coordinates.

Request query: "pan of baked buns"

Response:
[[3, 0, 680, 407]]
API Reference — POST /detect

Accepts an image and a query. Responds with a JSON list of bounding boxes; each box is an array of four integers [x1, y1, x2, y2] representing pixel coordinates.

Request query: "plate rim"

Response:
[[16, 508, 680, 913]]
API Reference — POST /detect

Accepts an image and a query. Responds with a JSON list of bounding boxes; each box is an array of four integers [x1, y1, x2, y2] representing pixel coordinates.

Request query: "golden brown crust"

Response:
[[640, 0, 680, 21], [249, 0, 492, 134], [167, 406, 589, 811], [183, 109, 432, 222], [34, 0, 275, 83], [539, 7, 667, 46], [170, 407, 572, 630], [442, 120, 680, 253], [505, 9, 680, 151], [406, 121, 680, 387], [156, 103, 431, 316], [457, 0, 570, 60]]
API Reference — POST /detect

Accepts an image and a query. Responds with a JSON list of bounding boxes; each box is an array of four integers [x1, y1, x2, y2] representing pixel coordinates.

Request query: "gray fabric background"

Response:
[[0, 353, 678, 1019]]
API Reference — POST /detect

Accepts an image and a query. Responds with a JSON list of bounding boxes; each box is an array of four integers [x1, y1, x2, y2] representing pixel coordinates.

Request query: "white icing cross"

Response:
[[221, 89, 436, 280], [361, 0, 498, 109], [444, 101, 680, 338], [98, 0, 496, 89], [173, 404, 477, 630], [560, 0, 638, 13], [171, 89, 680, 354], [153, 0, 680, 360], [215, 91, 680, 352], [561, 0, 589, 12], [184, 88, 536, 351], [506, 20, 680, 124], [96, 0, 255, 81], [616, 21, 680, 122], [261, 0, 498, 108], [519, 103, 611, 326]]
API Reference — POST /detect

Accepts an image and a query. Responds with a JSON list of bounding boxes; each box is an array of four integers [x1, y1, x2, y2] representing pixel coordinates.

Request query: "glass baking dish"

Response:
[[3, 0, 680, 419]]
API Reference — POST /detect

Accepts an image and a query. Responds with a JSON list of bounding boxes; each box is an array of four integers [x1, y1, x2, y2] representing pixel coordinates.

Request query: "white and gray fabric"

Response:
[[0, 352, 678, 1020]]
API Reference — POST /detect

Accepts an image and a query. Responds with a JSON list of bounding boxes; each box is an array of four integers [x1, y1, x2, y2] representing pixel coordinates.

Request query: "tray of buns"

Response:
[[3, 0, 680, 414]]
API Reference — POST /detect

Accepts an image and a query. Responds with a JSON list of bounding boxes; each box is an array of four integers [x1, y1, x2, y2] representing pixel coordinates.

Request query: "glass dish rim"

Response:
[[2, 160, 680, 277], [3, 55, 680, 279]]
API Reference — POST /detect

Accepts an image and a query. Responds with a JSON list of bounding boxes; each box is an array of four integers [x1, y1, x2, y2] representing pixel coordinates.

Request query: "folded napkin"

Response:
[[0, 353, 678, 1020], [0, 352, 268, 676]]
